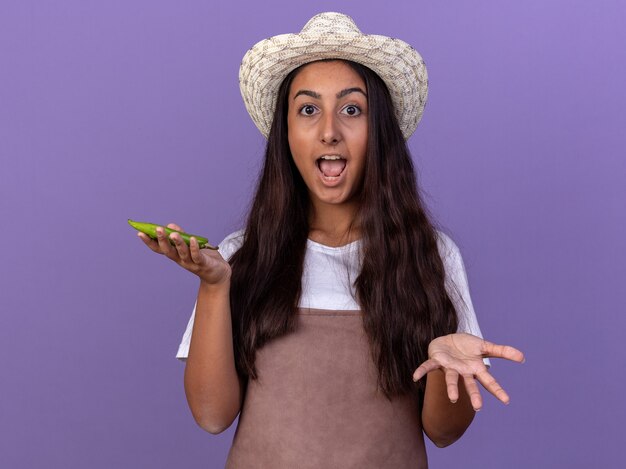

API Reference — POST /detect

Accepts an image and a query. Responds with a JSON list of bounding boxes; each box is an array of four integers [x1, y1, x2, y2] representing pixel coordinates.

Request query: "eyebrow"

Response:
[[293, 87, 367, 100]]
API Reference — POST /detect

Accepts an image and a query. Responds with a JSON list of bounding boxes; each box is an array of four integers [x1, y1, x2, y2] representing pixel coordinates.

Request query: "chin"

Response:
[[313, 190, 356, 206]]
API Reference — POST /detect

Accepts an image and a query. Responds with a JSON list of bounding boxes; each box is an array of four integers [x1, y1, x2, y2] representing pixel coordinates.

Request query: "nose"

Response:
[[320, 113, 341, 145]]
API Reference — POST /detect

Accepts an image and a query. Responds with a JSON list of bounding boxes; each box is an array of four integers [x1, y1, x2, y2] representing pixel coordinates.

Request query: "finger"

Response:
[[481, 340, 525, 363], [189, 237, 204, 264], [413, 359, 441, 382], [155, 226, 176, 257], [166, 223, 184, 232], [169, 232, 190, 262], [476, 369, 511, 405], [462, 374, 483, 411], [445, 369, 460, 403], [137, 232, 161, 252]]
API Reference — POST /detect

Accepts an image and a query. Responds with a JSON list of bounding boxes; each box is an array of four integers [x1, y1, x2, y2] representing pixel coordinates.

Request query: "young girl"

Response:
[[137, 12, 524, 468]]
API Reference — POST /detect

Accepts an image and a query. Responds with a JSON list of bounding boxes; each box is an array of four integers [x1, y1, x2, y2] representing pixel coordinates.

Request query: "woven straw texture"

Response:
[[239, 12, 428, 140]]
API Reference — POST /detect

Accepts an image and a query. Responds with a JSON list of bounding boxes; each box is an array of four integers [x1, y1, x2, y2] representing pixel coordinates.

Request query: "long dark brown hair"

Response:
[[229, 59, 458, 399]]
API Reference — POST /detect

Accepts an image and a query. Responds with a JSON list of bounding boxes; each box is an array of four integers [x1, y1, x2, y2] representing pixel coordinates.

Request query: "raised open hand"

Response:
[[412, 333, 525, 411]]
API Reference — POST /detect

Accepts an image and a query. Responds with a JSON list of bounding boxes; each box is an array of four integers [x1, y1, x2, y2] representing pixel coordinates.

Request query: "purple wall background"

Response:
[[1, 1, 624, 467]]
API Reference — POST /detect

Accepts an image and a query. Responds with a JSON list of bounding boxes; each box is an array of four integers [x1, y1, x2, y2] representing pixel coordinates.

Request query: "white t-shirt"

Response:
[[177, 230, 487, 362]]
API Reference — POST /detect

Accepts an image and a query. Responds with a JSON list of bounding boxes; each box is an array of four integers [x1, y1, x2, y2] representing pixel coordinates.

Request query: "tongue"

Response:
[[319, 159, 346, 177]]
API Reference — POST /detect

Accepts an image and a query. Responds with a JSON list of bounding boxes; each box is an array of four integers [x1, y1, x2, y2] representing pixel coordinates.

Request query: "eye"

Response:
[[341, 105, 361, 116], [299, 105, 318, 116]]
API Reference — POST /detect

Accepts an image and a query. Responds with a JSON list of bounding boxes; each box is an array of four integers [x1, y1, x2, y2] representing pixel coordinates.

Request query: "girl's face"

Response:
[[287, 60, 368, 208]]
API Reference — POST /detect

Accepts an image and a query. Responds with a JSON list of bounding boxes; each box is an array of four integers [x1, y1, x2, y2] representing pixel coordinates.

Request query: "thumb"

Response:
[[166, 223, 184, 232]]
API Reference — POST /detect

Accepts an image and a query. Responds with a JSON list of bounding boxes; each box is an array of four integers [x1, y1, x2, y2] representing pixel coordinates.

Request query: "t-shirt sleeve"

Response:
[[436, 231, 491, 367], [175, 229, 245, 362]]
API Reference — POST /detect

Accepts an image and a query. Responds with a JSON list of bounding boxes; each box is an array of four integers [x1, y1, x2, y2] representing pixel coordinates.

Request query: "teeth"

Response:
[[319, 155, 343, 160]]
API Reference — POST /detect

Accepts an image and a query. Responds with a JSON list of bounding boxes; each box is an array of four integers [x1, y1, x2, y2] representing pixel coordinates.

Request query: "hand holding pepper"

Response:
[[136, 222, 231, 286]]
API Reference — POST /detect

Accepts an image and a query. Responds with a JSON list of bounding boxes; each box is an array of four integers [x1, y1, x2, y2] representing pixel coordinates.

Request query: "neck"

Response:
[[307, 198, 361, 247]]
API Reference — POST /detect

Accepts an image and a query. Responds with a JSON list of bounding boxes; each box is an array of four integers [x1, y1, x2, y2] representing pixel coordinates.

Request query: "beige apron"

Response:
[[226, 308, 428, 469]]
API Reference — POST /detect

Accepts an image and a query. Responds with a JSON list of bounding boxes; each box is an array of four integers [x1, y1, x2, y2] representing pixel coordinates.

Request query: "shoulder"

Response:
[[435, 230, 462, 264], [434, 230, 470, 281], [217, 229, 245, 262]]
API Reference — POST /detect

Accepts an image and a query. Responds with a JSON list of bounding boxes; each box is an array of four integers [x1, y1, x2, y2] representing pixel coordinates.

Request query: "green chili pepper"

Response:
[[128, 219, 219, 250]]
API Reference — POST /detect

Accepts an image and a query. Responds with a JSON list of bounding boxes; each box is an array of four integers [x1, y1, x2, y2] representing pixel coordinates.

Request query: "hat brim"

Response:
[[239, 32, 428, 140]]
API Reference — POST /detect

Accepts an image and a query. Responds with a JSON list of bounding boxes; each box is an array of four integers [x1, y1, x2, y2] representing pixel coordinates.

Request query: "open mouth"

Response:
[[316, 156, 347, 178]]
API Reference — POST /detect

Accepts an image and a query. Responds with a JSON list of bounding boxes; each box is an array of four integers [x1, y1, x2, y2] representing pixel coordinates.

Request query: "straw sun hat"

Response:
[[239, 12, 428, 141]]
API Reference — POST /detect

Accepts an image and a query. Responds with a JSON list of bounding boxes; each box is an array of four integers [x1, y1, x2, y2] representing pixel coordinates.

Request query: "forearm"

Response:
[[183, 278, 243, 434], [421, 369, 475, 447]]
